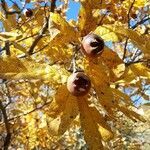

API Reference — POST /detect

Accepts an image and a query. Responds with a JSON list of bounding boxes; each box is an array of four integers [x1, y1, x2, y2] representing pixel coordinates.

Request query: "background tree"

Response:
[[0, 0, 149, 149]]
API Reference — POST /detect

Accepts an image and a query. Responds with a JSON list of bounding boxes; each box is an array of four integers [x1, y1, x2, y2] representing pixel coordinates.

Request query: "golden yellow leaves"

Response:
[[47, 85, 114, 149], [44, 53, 147, 149], [130, 63, 150, 78], [0, 56, 27, 74], [0, 0, 149, 149], [89, 107, 114, 141], [117, 63, 150, 85], [94, 26, 119, 42], [78, 2, 98, 36], [104, 25, 149, 55], [123, 0, 149, 8], [0, 56, 69, 84], [100, 47, 125, 80], [77, 96, 104, 150], [49, 12, 79, 45], [46, 86, 78, 135], [0, 32, 22, 41], [57, 94, 79, 135]]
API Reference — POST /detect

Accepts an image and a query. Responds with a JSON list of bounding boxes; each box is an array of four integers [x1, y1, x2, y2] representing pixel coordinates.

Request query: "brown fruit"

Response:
[[67, 72, 91, 96], [24, 8, 33, 17], [81, 33, 104, 57], [131, 13, 137, 19]]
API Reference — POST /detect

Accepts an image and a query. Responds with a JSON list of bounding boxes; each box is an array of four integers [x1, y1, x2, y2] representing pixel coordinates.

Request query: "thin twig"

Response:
[[5, 41, 10, 56], [127, 0, 136, 28], [123, 0, 137, 60], [1, 0, 22, 17], [125, 59, 150, 66], [19, 40, 50, 58], [50, 0, 56, 12], [8, 101, 52, 122], [122, 38, 129, 60], [97, 11, 108, 26], [4, 83, 12, 108], [27, 20, 48, 55], [131, 16, 150, 29], [1, 33, 38, 52]]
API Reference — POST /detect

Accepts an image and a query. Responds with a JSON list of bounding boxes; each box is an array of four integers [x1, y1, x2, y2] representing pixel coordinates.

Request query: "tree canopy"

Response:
[[0, 0, 149, 149]]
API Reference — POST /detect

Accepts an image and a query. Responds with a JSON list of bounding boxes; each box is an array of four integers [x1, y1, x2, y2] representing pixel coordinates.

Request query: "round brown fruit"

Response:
[[24, 8, 33, 17], [81, 33, 104, 57], [67, 72, 91, 96], [131, 13, 137, 19]]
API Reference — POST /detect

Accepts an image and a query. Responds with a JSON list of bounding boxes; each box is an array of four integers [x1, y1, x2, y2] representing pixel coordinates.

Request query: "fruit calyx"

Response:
[[67, 72, 91, 96]]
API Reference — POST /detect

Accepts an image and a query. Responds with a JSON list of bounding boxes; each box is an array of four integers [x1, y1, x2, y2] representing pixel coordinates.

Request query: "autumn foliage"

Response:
[[0, 0, 149, 149]]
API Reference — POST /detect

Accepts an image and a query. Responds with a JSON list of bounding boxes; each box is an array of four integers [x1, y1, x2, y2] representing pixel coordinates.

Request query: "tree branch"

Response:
[[122, 38, 129, 60], [127, 0, 136, 28], [97, 11, 108, 26], [131, 16, 150, 29], [50, 0, 56, 13], [0, 101, 11, 150], [27, 0, 57, 55], [1, 0, 22, 17], [5, 41, 10, 56]]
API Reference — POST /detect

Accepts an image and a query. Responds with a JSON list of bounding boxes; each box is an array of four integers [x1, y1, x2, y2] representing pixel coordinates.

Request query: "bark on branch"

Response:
[[27, 0, 57, 55], [0, 101, 11, 150]]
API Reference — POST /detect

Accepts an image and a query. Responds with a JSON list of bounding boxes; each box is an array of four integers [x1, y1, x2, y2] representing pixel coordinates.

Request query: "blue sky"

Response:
[[66, 1, 80, 20]]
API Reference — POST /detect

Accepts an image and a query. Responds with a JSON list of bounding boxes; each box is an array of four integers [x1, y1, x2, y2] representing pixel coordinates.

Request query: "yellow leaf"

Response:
[[130, 63, 150, 78], [11, 109, 23, 115], [78, 4, 97, 36], [58, 94, 79, 135], [12, 42, 27, 53], [0, 56, 27, 73], [77, 96, 104, 150], [117, 106, 146, 122], [47, 87, 79, 136], [94, 26, 119, 42], [123, 0, 149, 8], [117, 67, 136, 84], [100, 47, 125, 80], [104, 25, 149, 54], [86, 60, 117, 117], [0, 60, 67, 83], [47, 116, 61, 135], [86, 59, 109, 92], [48, 85, 70, 118], [49, 19, 60, 41], [50, 12, 79, 42], [96, 87, 117, 118], [111, 88, 133, 105], [90, 107, 114, 141], [101, 47, 123, 68], [0, 32, 22, 41], [1, 7, 17, 31]]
